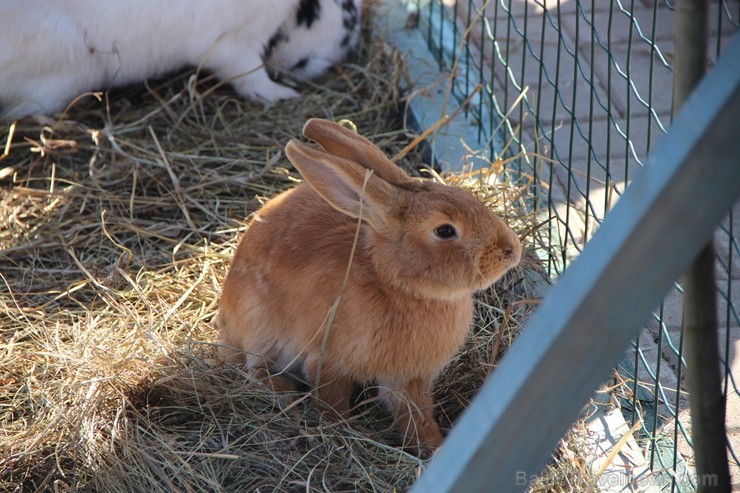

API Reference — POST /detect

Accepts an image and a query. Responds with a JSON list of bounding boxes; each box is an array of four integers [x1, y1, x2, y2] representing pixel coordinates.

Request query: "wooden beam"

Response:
[[411, 33, 740, 493]]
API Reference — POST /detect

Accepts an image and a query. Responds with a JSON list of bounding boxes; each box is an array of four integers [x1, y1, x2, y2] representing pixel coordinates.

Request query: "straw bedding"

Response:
[[0, 14, 559, 493]]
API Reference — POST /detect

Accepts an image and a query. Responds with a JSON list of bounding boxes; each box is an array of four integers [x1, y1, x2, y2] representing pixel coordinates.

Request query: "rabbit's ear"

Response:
[[286, 140, 396, 231], [302, 119, 412, 187]]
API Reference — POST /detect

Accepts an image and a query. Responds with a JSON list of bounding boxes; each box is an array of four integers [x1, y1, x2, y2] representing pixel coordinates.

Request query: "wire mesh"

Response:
[[408, 0, 739, 490]]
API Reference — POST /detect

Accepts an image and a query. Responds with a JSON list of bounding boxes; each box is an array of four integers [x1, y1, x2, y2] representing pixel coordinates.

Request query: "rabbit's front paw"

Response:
[[252, 80, 300, 103]]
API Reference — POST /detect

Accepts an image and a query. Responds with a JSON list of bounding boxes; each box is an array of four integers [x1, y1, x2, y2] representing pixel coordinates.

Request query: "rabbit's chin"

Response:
[[408, 267, 517, 300], [391, 279, 475, 302], [472, 272, 511, 292]]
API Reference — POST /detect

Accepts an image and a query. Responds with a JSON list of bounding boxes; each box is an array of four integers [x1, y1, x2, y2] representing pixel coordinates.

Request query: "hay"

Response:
[[0, 13, 571, 492]]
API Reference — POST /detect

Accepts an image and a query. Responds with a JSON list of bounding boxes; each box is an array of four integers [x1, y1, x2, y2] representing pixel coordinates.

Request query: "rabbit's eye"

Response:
[[434, 224, 457, 239]]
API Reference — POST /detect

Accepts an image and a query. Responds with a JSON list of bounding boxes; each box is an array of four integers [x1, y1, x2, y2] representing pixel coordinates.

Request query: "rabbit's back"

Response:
[[0, 0, 295, 116]]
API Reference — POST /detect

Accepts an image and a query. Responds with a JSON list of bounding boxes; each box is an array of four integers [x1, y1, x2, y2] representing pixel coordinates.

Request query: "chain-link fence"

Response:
[[406, 0, 739, 490]]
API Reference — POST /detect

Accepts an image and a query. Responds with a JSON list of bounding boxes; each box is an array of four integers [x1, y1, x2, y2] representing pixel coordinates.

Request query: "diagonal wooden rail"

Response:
[[411, 32, 740, 493]]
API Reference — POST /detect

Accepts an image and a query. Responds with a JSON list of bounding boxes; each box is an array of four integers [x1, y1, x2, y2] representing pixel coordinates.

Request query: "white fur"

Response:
[[264, 0, 361, 81], [0, 0, 357, 118]]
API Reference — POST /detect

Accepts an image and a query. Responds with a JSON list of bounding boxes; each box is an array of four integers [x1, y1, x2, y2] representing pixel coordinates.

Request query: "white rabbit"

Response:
[[0, 0, 360, 118], [264, 0, 361, 82]]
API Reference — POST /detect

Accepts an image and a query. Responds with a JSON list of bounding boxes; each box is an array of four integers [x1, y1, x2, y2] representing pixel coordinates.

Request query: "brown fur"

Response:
[[218, 119, 522, 455]]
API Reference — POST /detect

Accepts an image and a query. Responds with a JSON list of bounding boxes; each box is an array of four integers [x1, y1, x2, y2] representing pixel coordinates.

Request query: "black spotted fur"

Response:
[[296, 0, 321, 28]]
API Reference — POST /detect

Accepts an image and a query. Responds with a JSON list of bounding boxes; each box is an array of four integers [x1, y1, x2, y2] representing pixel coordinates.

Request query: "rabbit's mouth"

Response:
[[474, 250, 521, 289]]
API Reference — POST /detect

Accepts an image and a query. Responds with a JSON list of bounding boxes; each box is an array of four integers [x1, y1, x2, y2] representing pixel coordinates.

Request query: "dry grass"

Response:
[[0, 15, 588, 492]]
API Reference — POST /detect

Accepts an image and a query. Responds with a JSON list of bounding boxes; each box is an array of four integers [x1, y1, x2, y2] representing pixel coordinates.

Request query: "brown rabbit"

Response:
[[217, 118, 522, 455]]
